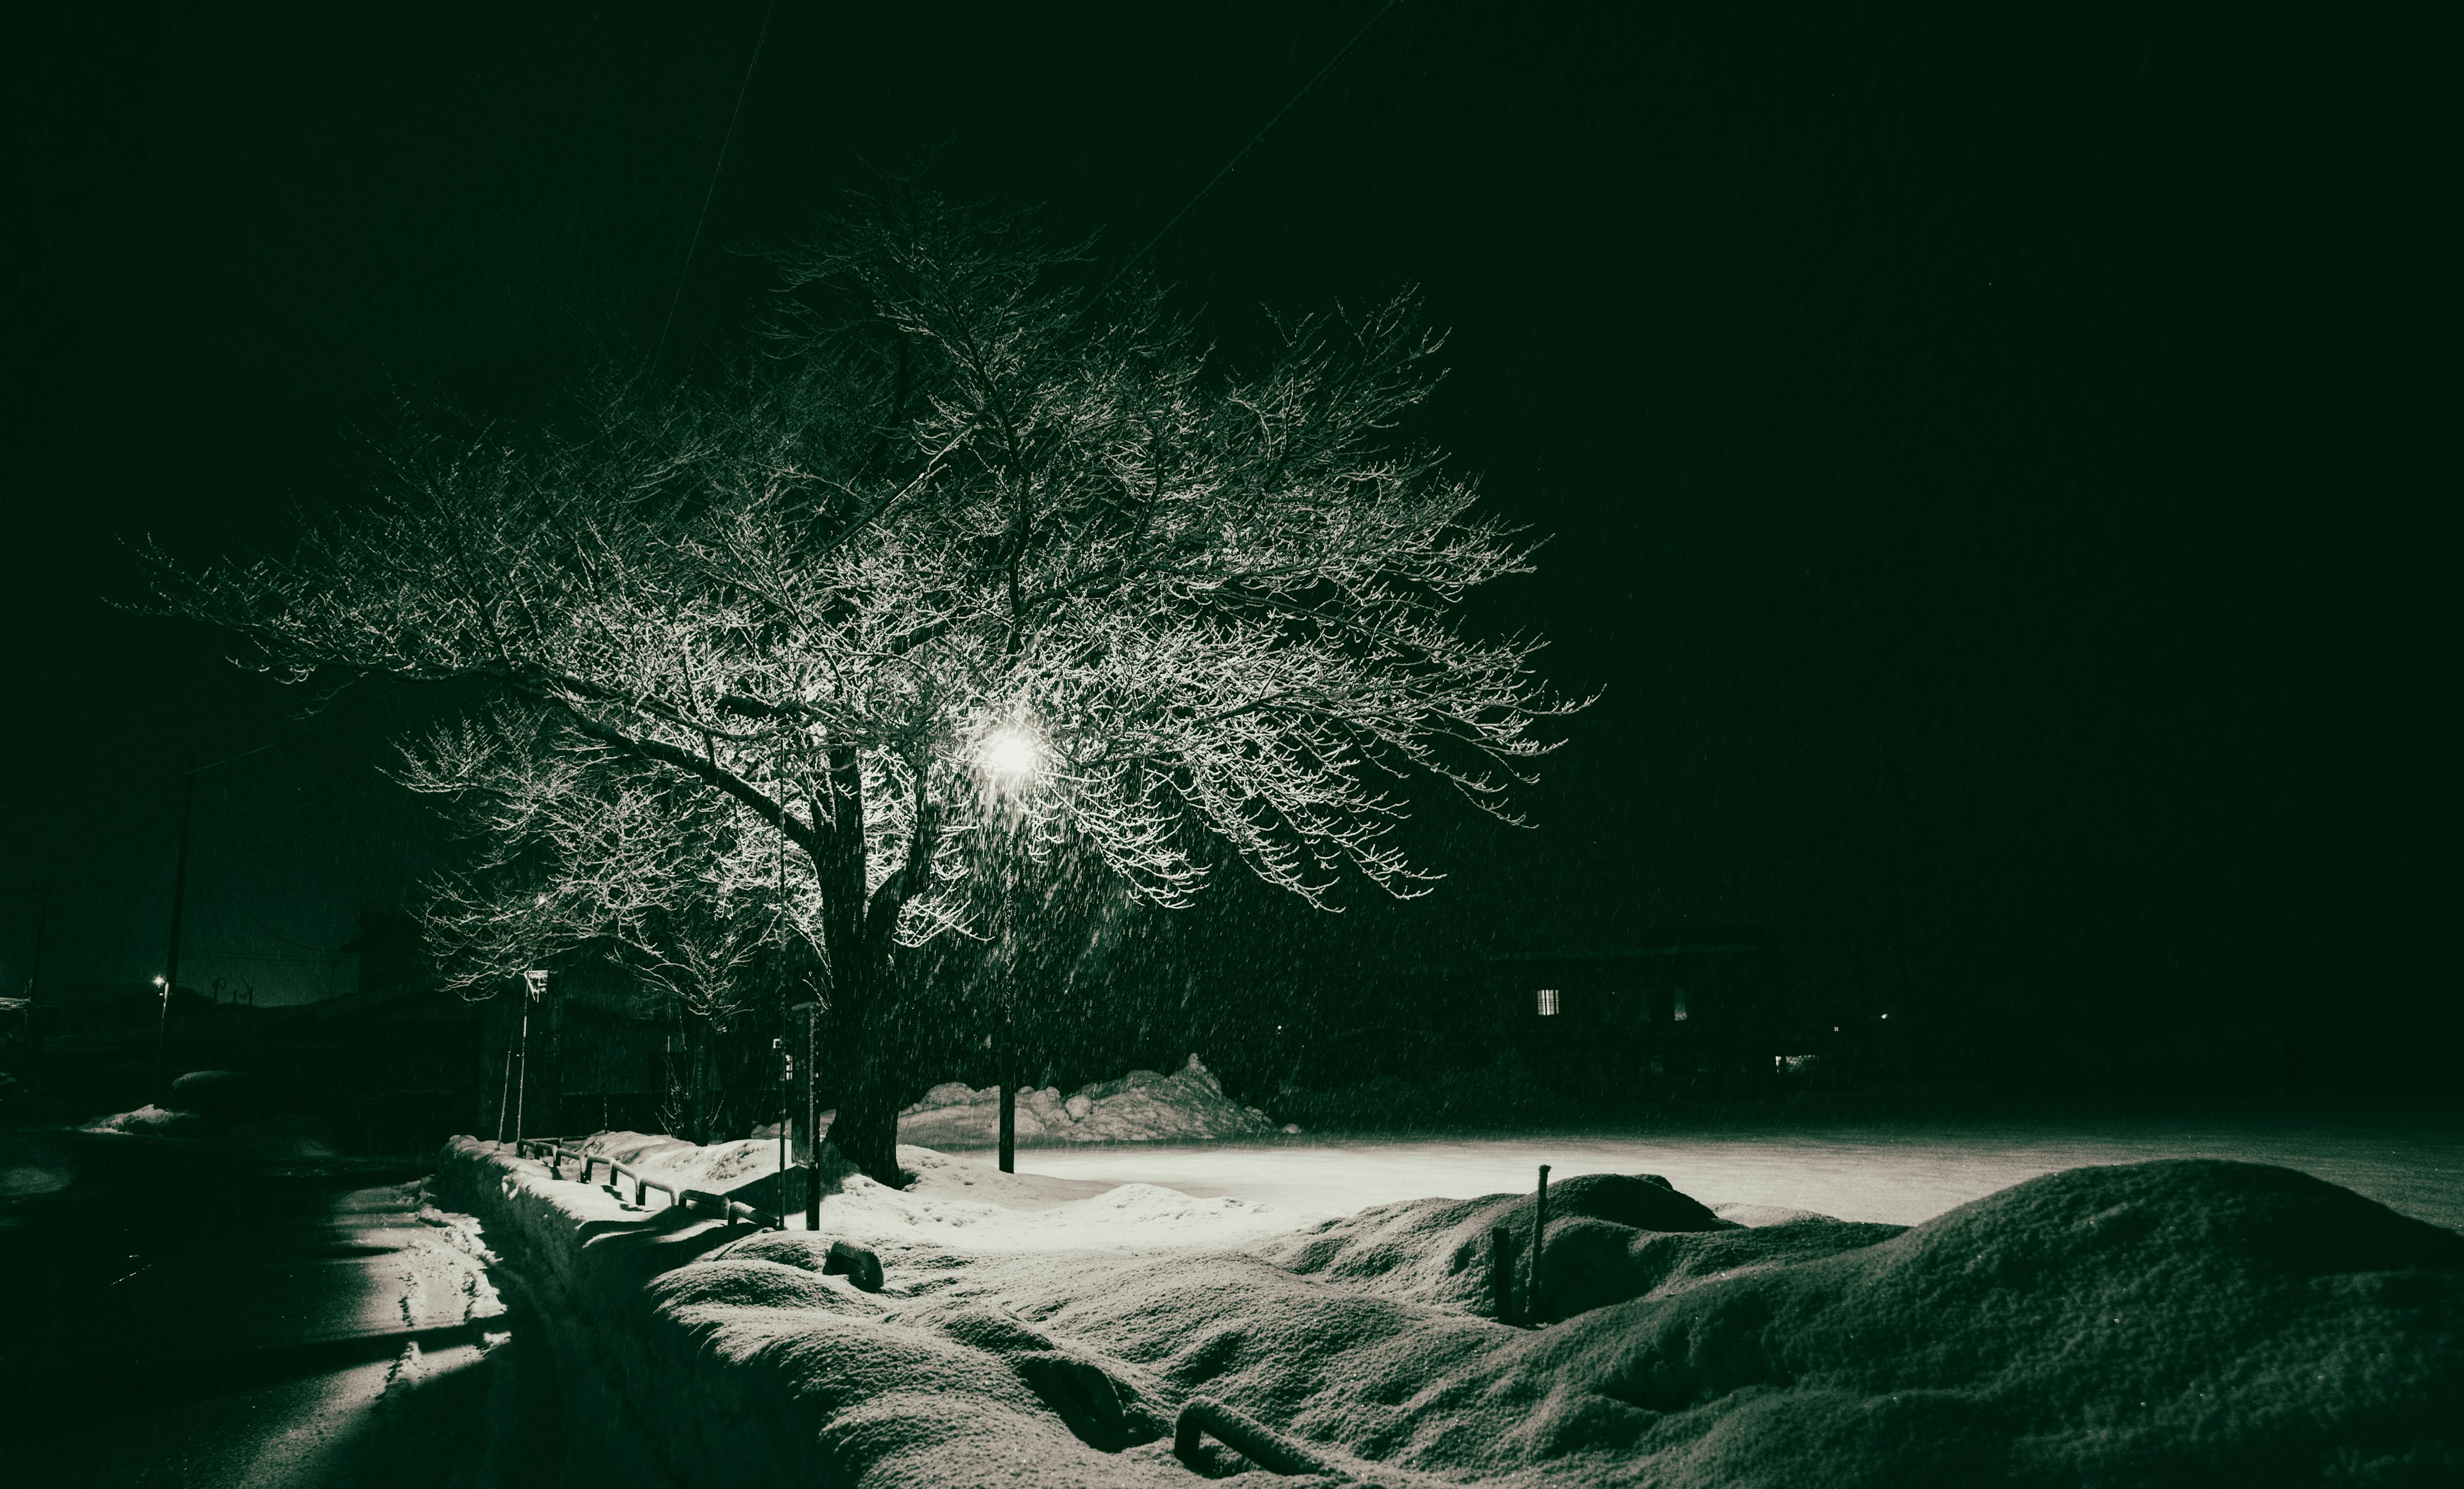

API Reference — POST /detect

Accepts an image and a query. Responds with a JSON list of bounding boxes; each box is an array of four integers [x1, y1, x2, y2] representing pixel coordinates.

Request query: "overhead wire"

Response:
[[650, 0, 780, 379], [1096, 0, 1405, 304]]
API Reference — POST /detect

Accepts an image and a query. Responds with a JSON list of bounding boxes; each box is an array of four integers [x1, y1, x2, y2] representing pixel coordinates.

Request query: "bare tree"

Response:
[[153, 193, 1583, 1184]]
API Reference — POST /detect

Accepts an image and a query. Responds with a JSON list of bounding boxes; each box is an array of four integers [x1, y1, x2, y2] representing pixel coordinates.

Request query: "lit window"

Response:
[[1673, 989, 1689, 1021], [1536, 988, 1561, 1017]]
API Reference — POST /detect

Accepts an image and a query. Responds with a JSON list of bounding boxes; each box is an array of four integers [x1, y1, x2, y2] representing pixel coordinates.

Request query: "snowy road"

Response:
[[0, 1137, 549, 1489], [957, 1107, 2464, 1232]]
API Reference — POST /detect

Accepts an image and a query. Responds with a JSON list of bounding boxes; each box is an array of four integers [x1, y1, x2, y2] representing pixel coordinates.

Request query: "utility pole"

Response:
[[26, 887, 49, 1000], [157, 758, 197, 1105], [515, 969, 548, 1141], [772, 1034, 791, 1224], [11, 887, 47, 1074]]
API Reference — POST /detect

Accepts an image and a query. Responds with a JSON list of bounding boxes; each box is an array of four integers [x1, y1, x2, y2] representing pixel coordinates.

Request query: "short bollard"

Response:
[[634, 1177, 648, 1205], [548, 1148, 563, 1180]]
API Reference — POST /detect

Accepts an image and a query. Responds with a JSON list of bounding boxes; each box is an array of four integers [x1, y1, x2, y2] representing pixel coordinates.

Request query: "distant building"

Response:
[[1494, 929, 1780, 1094]]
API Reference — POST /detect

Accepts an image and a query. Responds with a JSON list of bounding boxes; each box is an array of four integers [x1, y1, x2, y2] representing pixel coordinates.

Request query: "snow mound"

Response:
[[445, 1144, 2460, 1486], [84, 1103, 210, 1138], [891, 1053, 1283, 1146], [1271, 1159, 2458, 1485], [569, 1128, 782, 1191], [80, 1102, 341, 1157], [1260, 1171, 1907, 1320]]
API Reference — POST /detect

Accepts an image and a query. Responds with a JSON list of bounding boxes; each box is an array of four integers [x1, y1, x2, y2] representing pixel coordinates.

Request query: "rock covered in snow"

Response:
[[889, 1054, 1283, 1148]]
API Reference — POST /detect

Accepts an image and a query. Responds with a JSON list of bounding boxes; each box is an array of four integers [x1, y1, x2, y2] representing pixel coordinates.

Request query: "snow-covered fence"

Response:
[[511, 1137, 780, 1228], [1174, 1397, 1342, 1478]]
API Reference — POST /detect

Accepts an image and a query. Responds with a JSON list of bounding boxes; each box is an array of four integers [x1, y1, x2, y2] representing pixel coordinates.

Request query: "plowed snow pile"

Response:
[[889, 1053, 1284, 1146], [443, 1143, 2459, 1487]]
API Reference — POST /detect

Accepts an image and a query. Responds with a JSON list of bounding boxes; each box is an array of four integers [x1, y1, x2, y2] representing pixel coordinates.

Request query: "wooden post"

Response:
[[1532, 1164, 1551, 1324], [996, 1013, 1017, 1174]]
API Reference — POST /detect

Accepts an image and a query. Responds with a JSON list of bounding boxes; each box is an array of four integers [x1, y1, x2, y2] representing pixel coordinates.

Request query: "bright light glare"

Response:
[[978, 726, 1043, 780]]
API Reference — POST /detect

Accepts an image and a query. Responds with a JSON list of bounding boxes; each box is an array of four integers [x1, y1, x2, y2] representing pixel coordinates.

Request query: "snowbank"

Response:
[[562, 1130, 1292, 1254], [440, 1142, 2460, 1486], [1256, 1171, 1911, 1320], [886, 1053, 1286, 1147], [82, 1102, 341, 1157], [0, 1129, 76, 1198]]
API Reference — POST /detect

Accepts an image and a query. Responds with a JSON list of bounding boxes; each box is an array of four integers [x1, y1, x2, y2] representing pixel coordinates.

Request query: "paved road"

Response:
[[0, 1132, 559, 1489]]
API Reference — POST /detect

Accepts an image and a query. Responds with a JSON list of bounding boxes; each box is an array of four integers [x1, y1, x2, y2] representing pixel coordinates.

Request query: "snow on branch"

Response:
[[154, 191, 1586, 1007]]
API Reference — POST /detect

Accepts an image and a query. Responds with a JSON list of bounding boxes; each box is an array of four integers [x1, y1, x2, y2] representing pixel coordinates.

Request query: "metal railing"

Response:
[[509, 1136, 779, 1229]]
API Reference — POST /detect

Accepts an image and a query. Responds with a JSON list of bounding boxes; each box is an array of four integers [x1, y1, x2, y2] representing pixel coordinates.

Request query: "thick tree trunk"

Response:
[[804, 746, 927, 1190], [824, 974, 909, 1187], [828, 1059, 903, 1186]]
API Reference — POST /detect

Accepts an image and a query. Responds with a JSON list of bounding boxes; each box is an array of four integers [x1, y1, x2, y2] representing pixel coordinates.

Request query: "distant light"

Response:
[[1881, 1013, 1889, 1019], [1536, 988, 1561, 1016], [152, 975, 166, 987], [978, 726, 1043, 781]]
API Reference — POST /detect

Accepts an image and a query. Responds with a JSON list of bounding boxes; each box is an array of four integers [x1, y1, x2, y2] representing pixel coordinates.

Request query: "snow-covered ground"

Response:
[[959, 1112, 2464, 1232], [438, 1125, 2460, 1486], [563, 1131, 1299, 1253]]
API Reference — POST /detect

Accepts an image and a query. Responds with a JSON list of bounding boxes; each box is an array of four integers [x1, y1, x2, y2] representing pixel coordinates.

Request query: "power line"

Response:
[[1098, 0, 1404, 303], [650, 0, 780, 379], [0, 682, 401, 827]]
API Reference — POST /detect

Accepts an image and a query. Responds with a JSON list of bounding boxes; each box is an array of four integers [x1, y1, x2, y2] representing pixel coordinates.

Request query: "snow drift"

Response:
[[440, 1139, 2459, 1486], [886, 1054, 1285, 1147], [82, 1100, 341, 1157]]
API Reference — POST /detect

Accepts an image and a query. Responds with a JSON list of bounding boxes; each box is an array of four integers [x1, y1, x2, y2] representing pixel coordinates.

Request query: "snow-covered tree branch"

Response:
[[151, 191, 1587, 1184]]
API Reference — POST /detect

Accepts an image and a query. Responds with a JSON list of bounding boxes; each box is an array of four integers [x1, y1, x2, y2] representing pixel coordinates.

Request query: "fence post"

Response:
[[1531, 1164, 1551, 1324]]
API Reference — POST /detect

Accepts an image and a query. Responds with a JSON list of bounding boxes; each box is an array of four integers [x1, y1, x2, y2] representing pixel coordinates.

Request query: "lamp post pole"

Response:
[[771, 1035, 791, 1223], [156, 759, 197, 1105], [788, 999, 821, 1227], [516, 969, 549, 1141]]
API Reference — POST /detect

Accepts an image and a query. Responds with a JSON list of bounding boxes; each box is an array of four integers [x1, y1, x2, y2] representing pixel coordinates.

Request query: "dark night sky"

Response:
[[3, 6, 2451, 1062]]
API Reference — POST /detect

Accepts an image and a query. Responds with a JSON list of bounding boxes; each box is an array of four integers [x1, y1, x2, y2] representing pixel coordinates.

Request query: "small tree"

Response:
[[156, 193, 1582, 1184]]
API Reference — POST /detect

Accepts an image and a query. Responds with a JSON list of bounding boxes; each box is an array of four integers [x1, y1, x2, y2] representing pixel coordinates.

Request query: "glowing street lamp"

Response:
[[977, 725, 1044, 783], [973, 720, 1050, 1178]]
